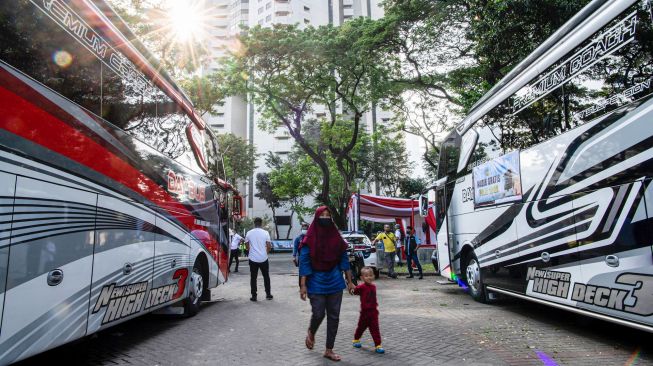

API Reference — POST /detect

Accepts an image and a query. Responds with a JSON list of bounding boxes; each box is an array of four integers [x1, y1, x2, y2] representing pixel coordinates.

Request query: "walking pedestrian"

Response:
[[405, 226, 423, 279], [229, 231, 243, 273], [299, 206, 355, 362], [293, 222, 309, 267], [352, 267, 384, 354], [245, 217, 273, 301], [374, 224, 397, 278], [394, 224, 404, 267]]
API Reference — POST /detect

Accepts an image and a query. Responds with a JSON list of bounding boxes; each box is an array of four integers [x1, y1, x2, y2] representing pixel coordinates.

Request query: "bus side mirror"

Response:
[[232, 195, 243, 219], [419, 194, 429, 217]]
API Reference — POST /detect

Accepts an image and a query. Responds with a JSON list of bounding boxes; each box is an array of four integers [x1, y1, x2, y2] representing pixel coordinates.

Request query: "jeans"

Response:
[[384, 251, 396, 277], [229, 249, 240, 271], [406, 252, 423, 277], [249, 259, 271, 297], [308, 292, 343, 349]]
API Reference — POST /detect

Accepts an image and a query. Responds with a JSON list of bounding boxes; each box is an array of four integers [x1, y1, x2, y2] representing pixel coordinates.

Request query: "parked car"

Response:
[[271, 240, 294, 253], [341, 232, 379, 281]]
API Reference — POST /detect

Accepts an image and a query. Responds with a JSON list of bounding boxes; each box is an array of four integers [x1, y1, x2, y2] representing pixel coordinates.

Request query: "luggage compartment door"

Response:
[[0, 172, 16, 334], [0, 177, 96, 362], [87, 195, 155, 334]]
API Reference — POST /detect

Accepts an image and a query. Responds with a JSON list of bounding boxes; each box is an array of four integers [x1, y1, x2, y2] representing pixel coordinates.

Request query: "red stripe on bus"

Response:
[[0, 84, 194, 226]]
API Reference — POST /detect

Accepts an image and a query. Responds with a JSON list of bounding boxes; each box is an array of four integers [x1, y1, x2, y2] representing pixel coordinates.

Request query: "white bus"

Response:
[[0, 0, 240, 363], [423, 0, 653, 332]]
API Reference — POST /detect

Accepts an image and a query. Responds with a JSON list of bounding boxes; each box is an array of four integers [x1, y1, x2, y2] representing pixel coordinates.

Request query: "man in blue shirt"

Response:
[[293, 222, 309, 267], [405, 226, 423, 279]]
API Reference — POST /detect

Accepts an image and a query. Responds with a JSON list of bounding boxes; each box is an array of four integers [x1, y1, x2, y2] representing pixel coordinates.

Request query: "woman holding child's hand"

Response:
[[298, 206, 355, 362]]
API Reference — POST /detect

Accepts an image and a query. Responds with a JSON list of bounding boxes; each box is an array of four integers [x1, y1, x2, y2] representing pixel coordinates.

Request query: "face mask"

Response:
[[301, 229, 307, 235], [318, 218, 331, 227]]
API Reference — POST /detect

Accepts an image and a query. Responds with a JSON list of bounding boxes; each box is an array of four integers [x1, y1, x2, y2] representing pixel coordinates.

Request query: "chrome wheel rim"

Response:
[[190, 269, 203, 304], [466, 259, 480, 293]]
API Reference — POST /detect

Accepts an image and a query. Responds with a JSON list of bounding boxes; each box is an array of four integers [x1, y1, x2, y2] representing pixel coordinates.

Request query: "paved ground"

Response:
[[17, 253, 653, 365]]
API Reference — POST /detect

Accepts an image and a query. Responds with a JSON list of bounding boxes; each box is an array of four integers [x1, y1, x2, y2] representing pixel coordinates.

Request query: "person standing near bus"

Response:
[[374, 225, 398, 278], [245, 217, 273, 301], [293, 222, 309, 267], [229, 231, 244, 273], [394, 224, 404, 267], [405, 226, 423, 279]]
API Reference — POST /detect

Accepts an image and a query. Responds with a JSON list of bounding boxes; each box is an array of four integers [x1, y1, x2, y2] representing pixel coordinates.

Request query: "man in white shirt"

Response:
[[245, 217, 272, 301], [394, 224, 404, 267], [229, 231, 243, 273]]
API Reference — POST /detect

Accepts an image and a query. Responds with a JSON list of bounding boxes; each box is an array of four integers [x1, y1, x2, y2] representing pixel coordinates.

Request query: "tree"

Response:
[[254, 173, 281, 239], [267, 152, 321, 238], [398, 177, 428, 199], [215, 133, 257, 187], [216, 21, 397, 228], [180, 74, 225, 115]]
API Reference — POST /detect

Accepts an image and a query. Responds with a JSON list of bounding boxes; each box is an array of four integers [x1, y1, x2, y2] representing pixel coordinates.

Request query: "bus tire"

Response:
[[373, 268, 379, 279], [184, 265, 204, 317], [464, 253, 486, 303]]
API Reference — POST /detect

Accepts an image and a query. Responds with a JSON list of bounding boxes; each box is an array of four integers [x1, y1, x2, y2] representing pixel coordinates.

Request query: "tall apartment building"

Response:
[[203, 0, 394, 238]]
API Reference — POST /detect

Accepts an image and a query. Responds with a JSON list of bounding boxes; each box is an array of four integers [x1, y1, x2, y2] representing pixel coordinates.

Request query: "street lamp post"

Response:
[[354, 178, 363, 232]]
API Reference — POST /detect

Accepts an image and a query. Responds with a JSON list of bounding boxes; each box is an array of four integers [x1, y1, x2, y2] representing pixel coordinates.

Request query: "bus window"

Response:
[[465, 121, 504, 173], [437, 131, 461, 180], [101, 63, 155, 130], [0, 1, 101, 115], [494, 2, 653, 151]]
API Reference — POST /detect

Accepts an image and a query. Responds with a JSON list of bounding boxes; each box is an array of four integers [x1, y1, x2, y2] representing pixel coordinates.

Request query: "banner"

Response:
[[473, 150, 522, 207]]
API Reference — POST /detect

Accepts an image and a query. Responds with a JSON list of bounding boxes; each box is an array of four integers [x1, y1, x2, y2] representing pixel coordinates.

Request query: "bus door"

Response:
[[575, 180, 653, 322], [434, 183, 454, 278], [1, 178, 95, 359], [0, 172, 16, 333], [87, 195, 155, 334]]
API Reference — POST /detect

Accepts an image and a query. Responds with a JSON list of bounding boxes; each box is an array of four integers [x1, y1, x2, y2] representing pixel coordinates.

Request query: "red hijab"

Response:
[[300, 206, 348, 271]]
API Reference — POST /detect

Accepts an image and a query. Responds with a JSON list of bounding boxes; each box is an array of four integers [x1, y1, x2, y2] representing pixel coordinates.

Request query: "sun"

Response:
[[166, 0, 208, 43]]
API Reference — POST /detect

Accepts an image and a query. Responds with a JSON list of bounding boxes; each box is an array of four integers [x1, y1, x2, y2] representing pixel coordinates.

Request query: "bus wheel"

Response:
[[373, 268, 380, 279], [465, 254, 486, 303], [184, 266, 204, 317]]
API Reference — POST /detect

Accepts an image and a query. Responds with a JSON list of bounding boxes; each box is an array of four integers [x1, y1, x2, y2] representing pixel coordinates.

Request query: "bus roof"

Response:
[[455, 0, 632, 137]]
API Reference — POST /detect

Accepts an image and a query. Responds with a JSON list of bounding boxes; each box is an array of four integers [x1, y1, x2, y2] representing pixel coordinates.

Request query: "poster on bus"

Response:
[[473, 150, 522, 207]]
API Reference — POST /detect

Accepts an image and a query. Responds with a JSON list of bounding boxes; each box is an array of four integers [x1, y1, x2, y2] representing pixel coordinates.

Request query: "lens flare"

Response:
[[53, 50, 73, 68]]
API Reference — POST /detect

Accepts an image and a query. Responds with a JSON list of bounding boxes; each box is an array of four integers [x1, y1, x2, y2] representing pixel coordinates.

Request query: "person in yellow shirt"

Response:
[[374, 224, 398, 278]]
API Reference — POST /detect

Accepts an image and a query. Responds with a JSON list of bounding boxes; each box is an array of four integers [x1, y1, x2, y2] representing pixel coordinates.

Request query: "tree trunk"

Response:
[[285, 210, 295, 239], [271, 206, 279, 239]]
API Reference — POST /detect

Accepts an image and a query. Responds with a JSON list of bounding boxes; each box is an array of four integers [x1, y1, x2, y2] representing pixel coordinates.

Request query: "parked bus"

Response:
[[421, 0, 653, 332], [0, 0, 241, 363]]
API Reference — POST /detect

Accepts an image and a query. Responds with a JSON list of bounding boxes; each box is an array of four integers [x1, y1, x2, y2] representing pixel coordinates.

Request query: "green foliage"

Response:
[[398, 177, 428, 199], [215, 21, 401, 228], [180, 74, 226, 115], [215, 133, 256, 186]]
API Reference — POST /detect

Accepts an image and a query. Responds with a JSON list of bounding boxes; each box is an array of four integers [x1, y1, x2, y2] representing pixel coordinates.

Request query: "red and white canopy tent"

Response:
[[346, 194, 437, 246]]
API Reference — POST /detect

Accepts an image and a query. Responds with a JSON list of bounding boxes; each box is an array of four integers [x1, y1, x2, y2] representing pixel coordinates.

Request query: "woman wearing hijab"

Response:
[[299, 206, 355, 362]]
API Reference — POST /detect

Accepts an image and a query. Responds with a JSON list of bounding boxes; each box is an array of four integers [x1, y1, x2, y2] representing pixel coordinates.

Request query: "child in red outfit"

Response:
[[352, 267, 384, 353]]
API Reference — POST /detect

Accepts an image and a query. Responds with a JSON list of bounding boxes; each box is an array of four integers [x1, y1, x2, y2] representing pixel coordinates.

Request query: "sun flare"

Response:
[[166, 0, 208, 43]]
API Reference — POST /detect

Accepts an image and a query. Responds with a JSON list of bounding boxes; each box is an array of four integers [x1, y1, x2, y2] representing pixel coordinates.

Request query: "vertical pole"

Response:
[[357, 189, 361, 232]]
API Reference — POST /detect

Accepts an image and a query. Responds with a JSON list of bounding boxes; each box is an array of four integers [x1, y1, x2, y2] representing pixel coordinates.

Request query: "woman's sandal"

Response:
[[323, 350, 341, 362], [305, 329, 314, 350]]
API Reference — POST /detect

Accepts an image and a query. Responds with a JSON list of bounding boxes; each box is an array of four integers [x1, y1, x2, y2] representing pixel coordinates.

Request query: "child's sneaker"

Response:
[[375, 345, 385, 354], [352, 339, 362, 348]]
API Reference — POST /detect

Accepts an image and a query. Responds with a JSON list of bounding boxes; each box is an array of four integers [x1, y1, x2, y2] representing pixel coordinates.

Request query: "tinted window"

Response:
[[465, 122, 503, 172], [0, 0, 101, 114], [437, 131, 461, 179], [101, 64, 156, 130], [486, 2, 653, 151]]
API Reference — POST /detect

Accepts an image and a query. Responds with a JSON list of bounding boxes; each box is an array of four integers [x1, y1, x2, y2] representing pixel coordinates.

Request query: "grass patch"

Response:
[[392, 263, 436, 274]]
